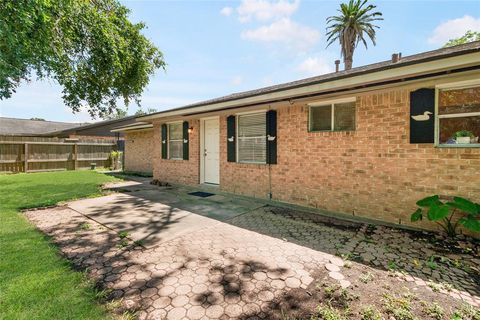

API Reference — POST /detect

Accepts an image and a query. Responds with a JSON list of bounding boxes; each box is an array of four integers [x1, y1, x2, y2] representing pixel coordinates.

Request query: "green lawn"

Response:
[[0, 171, 119, 320]]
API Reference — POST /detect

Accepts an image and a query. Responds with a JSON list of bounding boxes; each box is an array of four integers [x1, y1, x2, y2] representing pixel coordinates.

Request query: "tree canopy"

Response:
[[102, 108, 128, 120], [135, 107, 157, 116], [326, 0, 383, 70], [443, 30, 480, 48], [0, 0, 165, 118], [101, 107, 157, 120]]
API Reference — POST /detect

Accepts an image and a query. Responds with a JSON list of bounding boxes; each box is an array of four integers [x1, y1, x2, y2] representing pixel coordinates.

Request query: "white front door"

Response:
[[203, 118, 220, 184]]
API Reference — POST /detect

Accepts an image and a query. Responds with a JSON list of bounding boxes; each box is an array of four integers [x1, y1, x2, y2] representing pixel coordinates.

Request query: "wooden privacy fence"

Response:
[[0, 141, 116, 173]]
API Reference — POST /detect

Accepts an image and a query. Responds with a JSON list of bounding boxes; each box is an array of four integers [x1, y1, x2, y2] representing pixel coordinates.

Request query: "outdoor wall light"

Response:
[[188, 126, 194, 134]]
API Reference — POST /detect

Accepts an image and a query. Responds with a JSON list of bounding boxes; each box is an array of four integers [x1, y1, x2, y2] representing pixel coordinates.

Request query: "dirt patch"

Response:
[[256, 262, 480, 319]]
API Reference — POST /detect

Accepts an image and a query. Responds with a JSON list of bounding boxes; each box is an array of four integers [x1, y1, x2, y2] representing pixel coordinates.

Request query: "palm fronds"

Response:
[[326, 0, 383, 70]]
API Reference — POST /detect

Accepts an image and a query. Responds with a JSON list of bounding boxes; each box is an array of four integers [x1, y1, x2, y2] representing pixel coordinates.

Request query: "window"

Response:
[[237, 112, 266, 163], [168, 122, 183, 159], [309, 99, 356, 131], [437, 82, 480, 146]]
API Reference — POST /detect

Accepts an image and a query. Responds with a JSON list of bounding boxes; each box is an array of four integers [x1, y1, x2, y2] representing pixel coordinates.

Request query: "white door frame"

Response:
[[199, 116, 220, 184]]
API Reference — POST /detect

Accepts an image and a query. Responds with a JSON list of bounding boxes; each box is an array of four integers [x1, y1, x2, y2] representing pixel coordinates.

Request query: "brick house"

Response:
[[117, 42, 480, 233], [112, 122, 154, 174]]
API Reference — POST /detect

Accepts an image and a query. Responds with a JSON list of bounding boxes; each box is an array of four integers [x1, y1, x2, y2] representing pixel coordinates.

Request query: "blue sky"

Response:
[[1, 0, 479, 123]]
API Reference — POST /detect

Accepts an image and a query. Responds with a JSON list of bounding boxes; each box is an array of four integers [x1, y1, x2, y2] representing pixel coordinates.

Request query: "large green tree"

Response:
[[0, 0, 165, 118], [443, 30, 480, 48], [326, 0, 383, 70]]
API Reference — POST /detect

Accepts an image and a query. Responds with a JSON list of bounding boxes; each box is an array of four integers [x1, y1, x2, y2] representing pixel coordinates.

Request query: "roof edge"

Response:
[[138, 41, 480, 121]]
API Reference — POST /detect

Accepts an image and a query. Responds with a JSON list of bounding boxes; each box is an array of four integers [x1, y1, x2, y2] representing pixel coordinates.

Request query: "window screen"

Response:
[[309, 100, 355, 131], [168, 123, 183, 159], [438, 86, 480, 145], [334, 102, 356, 131], [310, 105, 332, 131], [237, 113, 266, 163]]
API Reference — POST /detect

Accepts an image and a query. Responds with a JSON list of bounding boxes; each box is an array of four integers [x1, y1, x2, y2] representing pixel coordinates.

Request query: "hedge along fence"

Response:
[[0, 139, 117, 173]]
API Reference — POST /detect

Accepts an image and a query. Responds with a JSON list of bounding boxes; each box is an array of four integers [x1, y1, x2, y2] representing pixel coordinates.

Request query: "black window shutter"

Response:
[[266, 110, 277, 164], [410, 88, 435, 143], [161, 124, 168, 159], [183, 121, 189, 160], [227, 116, 236, 162]]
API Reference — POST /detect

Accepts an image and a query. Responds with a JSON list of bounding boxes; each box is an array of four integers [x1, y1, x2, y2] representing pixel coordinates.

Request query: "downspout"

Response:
[[268, 157, 272, 200], [268, 105, 273, 200]]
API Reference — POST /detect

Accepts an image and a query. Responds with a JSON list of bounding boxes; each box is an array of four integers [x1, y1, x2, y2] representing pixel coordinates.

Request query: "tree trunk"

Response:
[[344, 57, 353, 70]]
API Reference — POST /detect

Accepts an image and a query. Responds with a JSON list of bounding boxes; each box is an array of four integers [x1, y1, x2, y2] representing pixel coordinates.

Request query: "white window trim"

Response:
[[236, 111, 267, 164], [308, 97, 356, 107], [308, 97, 356, 132], [167, 121, 184, 160], [435, 80, 480, 148]]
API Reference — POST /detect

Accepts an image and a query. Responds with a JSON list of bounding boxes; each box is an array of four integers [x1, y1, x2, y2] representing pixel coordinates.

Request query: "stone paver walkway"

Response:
[[26, 206, 330, 319], [230, 206, 480, 304]]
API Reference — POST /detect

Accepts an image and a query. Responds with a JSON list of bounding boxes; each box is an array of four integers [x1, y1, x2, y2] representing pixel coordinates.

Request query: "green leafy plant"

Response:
[[79, 222, 91, 230], [424, 302, 444, 320], [387, 261, 398, 271], [444, 30, 480, 47], [426, 256, 438, 270], [118, 231, 129, 239], [117, 238, 129, 248], [411, 195, 480, 237], [110, 151, 123, 170], [316, 304, 346, 320], [382, 293, 416, 320], [454, 130, 474, 138], [133, 239, 144, 247], [360, 305, 382, 320], [451, 303, 480, 320], [110, 150, 121, 160]]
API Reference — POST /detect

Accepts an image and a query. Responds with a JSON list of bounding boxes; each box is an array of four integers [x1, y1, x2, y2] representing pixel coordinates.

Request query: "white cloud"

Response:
[[220, 7, 233, 17], [297, 56, 334, 76], [428, 15, 480, 45], [237, 0, 300, 23], [231, 76, 244, 85], [241, 18, 320, 51]]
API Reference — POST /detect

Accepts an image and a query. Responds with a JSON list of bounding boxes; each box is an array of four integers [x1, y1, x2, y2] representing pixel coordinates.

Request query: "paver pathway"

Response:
[[230, 206, 480, 302], [26, 206, 331, 319]]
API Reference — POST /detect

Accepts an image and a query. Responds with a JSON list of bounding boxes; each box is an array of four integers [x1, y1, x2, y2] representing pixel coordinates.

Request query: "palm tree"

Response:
[[326, 0, 383, 70]]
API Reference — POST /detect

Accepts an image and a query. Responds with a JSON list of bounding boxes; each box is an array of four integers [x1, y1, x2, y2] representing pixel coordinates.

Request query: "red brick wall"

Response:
[[124, 130, 153, 173], [153, 86, 480, 233], [219, 116, 271, 198], [152, 120, 200, 185]]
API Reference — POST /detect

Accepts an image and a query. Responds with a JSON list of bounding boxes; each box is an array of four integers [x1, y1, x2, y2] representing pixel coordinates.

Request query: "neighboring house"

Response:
[[128, 42, 480, 233], [111, 122, 153, 174], [0, 116, 138, 147], [48, 116, 138, 142], [0, 117, 82, 136]]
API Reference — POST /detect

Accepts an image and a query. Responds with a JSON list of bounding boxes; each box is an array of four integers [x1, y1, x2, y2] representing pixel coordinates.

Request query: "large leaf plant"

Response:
[[411, 195, 480, 237]]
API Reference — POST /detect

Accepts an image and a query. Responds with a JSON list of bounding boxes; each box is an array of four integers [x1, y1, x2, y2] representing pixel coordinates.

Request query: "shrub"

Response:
[[110, 150, 123, 170], [411, 195, 480, 237]]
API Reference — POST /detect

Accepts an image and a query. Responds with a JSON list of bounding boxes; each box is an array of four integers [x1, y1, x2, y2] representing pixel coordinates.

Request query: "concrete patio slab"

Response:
[[69, 193, 219, 247], [68, 182, 265, 247]]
